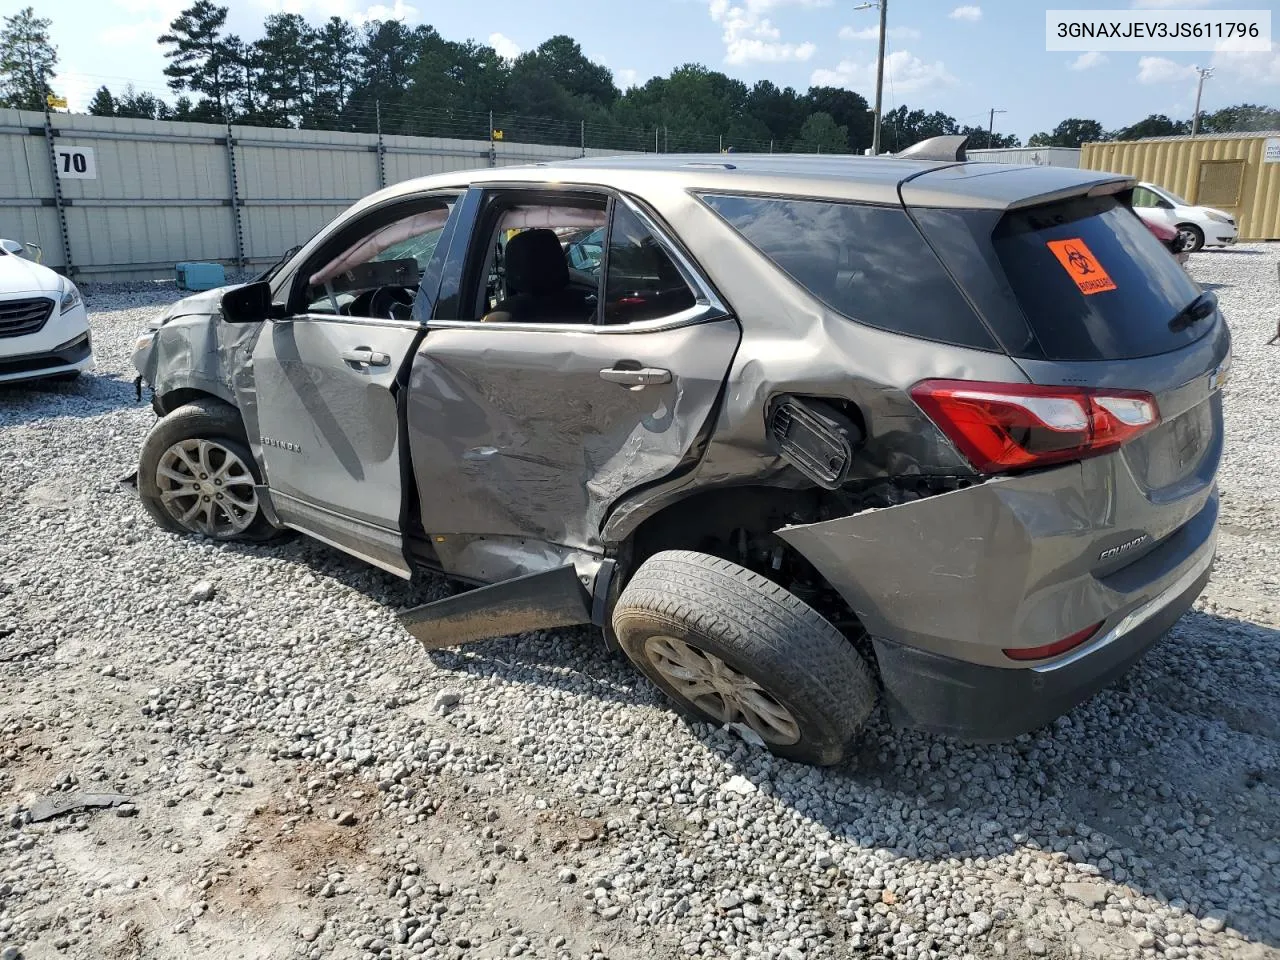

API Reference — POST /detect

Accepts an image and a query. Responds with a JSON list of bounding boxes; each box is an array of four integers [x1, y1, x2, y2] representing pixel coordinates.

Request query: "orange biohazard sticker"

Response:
[[1045, 238, 1117, 295]]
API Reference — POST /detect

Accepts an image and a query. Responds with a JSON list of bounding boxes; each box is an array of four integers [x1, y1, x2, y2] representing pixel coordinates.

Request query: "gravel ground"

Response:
[[2, 246, 1278, 960]]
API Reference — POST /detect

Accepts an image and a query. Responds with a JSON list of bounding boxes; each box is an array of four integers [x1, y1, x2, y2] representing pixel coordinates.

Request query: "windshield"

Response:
[[1155, 185, 1189, 205]]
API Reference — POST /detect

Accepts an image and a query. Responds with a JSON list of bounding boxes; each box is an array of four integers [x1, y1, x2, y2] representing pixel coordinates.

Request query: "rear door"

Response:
[[405, 187, 740, 584], [250, 193, 458, 577]]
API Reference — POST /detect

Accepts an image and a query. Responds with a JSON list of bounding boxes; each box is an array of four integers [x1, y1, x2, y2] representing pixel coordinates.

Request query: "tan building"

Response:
[[1081, 131, 1280, 241]]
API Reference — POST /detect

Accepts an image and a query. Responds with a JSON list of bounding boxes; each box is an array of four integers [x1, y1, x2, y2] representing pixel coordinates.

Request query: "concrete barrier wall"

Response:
[[0, 109, 637, 282]]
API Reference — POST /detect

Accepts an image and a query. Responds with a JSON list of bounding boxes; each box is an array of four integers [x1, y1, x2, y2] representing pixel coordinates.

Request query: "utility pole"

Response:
[[987, 108, 1006, 148], [1191, 66, 1214, 136], [853, 0, 887, 154]]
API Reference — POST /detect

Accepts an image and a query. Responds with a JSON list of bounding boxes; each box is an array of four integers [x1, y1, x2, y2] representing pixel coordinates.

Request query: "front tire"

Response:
[[612, 550, 877, 766], [138, 399, 280, 541], [1177, 223, 1205, 253]]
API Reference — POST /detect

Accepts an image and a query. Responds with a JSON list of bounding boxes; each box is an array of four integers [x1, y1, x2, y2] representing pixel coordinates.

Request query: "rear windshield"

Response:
[[700, 194, 996, 351], [989, 195, 1205, 361]]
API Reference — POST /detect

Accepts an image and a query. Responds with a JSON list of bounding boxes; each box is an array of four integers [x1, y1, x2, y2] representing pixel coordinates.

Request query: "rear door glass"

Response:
[[700, 194, 996, 350], [601, 204, 696, 324], [990, 195, 1204, 360]]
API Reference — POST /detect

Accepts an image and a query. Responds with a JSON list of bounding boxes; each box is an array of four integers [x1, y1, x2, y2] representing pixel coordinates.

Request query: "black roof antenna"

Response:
[[894, 134, 969, 162]]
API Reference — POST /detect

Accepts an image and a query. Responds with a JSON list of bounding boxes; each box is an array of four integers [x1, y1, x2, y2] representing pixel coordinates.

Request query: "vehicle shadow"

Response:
[[0, 371, 140, 427], [430, 607, 1280, 949]]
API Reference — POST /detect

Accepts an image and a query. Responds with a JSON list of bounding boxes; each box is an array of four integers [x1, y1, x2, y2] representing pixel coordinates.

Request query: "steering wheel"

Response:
[[369, 286, 415, 321]]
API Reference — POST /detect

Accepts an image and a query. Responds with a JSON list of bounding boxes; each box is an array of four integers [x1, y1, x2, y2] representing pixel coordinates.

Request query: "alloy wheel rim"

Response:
[[1177, 227, 1198, 248], [644, 634, 801, 745], [156, 438, 259, 538]]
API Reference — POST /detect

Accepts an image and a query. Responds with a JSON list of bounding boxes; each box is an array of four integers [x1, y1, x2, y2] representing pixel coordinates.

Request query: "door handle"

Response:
[[599, 365, 672, 387], [342, 347, 391, 367]]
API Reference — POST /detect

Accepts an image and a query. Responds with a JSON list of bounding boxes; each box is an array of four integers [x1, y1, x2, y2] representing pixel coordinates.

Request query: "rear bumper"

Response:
[[873, 552, 1211, 740]]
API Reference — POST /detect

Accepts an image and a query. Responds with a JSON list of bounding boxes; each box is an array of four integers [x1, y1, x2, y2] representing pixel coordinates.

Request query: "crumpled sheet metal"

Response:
[[406, 319, 739, 580], [139, 289, 261, 411], [776, 466, 1122, 665]]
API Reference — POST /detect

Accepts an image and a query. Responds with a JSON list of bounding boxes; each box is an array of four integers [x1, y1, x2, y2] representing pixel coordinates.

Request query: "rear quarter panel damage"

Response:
[[775, 464, 1213, 668]]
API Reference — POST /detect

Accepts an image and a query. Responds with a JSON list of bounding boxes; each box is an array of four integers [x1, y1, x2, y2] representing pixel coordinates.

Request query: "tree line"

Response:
[[3, 4, 1278, 154]]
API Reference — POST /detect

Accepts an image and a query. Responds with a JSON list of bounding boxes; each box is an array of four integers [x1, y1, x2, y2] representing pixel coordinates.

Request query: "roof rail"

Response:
[[895, 135, 969, 162]]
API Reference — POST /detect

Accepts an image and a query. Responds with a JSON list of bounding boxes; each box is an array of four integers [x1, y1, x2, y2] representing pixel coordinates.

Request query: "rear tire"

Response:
[[138, 399, 281, 542], [612, 550, 877, 766], [1177, 223, 1205, 253]]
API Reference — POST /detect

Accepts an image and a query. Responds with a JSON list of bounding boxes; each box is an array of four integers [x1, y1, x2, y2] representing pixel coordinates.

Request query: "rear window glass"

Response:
[[991, 195, 1204, 361], [700, 194, 996, 351]]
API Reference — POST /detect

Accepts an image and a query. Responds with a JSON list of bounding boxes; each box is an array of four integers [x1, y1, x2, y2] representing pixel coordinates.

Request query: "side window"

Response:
[[601, 205, 697, 325], [701, 193, 995, 350], [302, 198, 454, 320], [474, 198, 608, 323], [1132, 187, 1158, 208]]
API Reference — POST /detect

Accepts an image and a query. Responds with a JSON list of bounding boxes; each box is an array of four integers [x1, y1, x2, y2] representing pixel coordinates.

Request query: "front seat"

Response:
[[484, 229, 592, 323]]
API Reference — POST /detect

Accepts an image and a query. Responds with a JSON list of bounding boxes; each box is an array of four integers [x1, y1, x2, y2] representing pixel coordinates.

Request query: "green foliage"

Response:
[[41, 0, 1275, 157], [795, 112, 848, 153], [158, 0, 234, 118], [1110, 113, 1189, 141], [1026, 117, 1108, 148], [0, 6, 56, 110], [1199, 103, 1280, 134], [88, 85, 115, 116]]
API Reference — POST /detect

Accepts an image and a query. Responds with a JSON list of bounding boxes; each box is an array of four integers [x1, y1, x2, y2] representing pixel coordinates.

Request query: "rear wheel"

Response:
[[612, 550, 877, 766], [138, 399, 281, 541], [1177, 223, 1204, 253]]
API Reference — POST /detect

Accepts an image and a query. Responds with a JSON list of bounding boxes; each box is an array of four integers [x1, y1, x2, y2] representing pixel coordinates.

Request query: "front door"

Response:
[[405, 188, 740, 584], [250, 194, 458, 577]]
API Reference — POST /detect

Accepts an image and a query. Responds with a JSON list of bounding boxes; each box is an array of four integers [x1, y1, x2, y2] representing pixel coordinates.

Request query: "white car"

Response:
[[1131, 182, 1237, 252], [0, 239, 93, 385]]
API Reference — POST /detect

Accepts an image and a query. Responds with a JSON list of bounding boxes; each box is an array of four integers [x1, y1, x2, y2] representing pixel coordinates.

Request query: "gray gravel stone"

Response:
[[1, 259, 1278, 959]]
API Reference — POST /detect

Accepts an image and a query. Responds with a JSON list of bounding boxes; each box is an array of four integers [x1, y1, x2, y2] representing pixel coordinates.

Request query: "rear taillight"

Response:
[[910, 379, 1159, 474], [1003, 621, 1103, 662]]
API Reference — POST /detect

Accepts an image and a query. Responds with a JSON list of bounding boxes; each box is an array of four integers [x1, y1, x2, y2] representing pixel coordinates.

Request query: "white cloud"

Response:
[[1068, 51, 1107, 71], [948, 5, 981, 21], [488, 32, 521, 60], [249, 0, 419, 23], [839, 24, 921, 41], [615, 68, 640, 90], [810, 49, 956, 95], [708, 0, 822, 65], [1136, 56, 1197, 84], [1212, 46, 1280, 85], [351, 0, 419, 24]]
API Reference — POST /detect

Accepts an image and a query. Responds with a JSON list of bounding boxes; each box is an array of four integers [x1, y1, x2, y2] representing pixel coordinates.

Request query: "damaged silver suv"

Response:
[[131, 141, 1227, 765]]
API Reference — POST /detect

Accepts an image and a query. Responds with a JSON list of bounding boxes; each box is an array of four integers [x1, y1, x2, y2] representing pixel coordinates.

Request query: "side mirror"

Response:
[[0, 239, 25, 257], [220, 281, 272, 325]]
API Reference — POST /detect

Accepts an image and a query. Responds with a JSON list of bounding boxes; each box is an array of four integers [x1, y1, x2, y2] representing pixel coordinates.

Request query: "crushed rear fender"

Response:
[[776, 466, 1137, 665], [399, 564, 593, 650]]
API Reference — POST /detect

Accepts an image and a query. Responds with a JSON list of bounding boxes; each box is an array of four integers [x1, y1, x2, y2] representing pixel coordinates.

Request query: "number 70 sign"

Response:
[[54, 145, 97, 180]]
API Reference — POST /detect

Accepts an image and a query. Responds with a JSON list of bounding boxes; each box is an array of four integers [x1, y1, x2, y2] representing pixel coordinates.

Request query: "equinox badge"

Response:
[[261, 435, 302, 454], [1099, 534, 1148, 562]]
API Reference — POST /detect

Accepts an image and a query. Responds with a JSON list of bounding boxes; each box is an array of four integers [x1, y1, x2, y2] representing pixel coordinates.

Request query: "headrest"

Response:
[[505, 229, 569, 296]]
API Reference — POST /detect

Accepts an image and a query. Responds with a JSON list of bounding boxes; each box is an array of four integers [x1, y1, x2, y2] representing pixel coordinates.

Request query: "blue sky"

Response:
[[19, 0, 1280, 141]]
